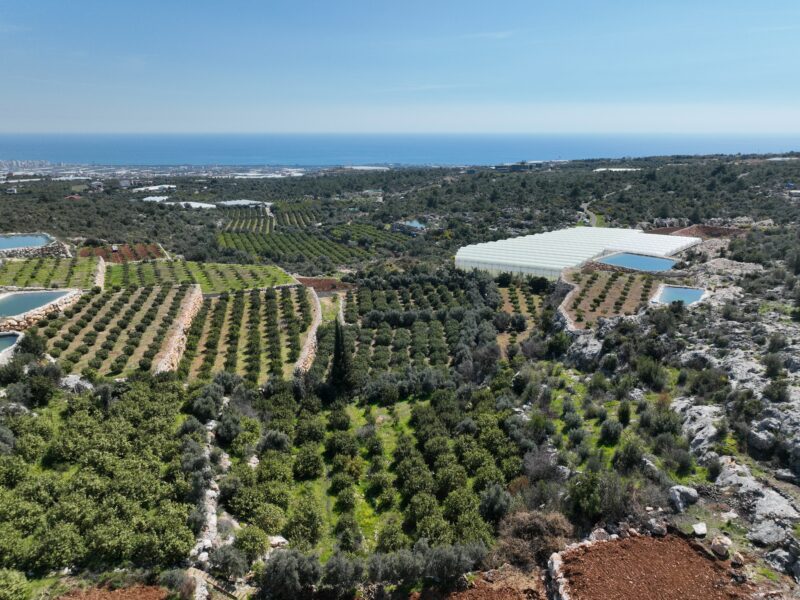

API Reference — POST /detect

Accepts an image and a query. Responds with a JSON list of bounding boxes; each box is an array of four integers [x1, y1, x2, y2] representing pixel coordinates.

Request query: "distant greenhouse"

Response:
[[454, 227, 701, 279]]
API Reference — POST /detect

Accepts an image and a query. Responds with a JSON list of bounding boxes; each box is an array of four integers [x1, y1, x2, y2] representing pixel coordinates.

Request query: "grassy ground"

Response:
[[105, 260, 294, 293], [0, 257, 98, 289]]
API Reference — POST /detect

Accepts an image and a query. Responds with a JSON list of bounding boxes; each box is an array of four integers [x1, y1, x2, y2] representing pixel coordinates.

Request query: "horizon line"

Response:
[[2, 131, 800, 137]]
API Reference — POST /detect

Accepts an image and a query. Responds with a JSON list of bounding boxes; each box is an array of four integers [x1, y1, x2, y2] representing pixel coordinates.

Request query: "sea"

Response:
[[0, 133, 798, 167]]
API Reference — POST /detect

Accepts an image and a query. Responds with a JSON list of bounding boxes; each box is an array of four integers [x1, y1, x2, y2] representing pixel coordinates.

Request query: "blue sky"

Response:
[[1, 0, 799, 133]]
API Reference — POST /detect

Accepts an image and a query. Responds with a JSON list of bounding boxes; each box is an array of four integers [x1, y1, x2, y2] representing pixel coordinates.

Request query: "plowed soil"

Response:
[[58, 586, 168, 600], [560, 535, 754, 600], [296, 277, 353, 292], [412, 566, 545, 600], [79, 243, 164, 263]]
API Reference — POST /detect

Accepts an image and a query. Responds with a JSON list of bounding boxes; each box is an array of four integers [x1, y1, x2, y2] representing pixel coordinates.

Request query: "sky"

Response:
[[1, 0, 800, 134]]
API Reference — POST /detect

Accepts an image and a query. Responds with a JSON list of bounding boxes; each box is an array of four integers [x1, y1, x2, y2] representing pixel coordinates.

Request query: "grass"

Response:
[[105, 260, 294, 293], [0, 257, 98, 289], [320, 294, 341, 323]]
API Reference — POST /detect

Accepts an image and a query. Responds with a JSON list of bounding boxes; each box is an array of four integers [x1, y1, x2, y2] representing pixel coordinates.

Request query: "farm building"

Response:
[[455, 227, 701, 278]]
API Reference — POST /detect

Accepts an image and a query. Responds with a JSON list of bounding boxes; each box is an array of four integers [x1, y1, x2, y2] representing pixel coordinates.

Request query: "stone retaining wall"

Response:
[[0, 289, 83, 331], [153, 284, 204, 374], [0, 238, 71, 259], [548, 528, 644, 600], [581, 260, 689, 278]]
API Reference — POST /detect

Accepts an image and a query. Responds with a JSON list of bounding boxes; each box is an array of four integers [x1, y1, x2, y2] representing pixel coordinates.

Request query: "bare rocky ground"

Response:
[[561, 253, 800, 594]]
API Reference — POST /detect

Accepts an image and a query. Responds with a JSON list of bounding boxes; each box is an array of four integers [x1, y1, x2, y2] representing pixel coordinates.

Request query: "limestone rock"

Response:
[[747, 520, 787, 547], [669, 485, 699, 513], [710, 535, 732, 559], [565, 332, 603, 370], [765, 548, 794, 573], [60, 374, 94, 393], [748, 429, 776, 455], [671, 397, 721, 459], [692, 522, 707, 537]]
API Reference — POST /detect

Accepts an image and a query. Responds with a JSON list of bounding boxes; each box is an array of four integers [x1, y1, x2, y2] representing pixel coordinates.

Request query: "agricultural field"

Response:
[[178, 285, 313, 383], [273, 203, 321, 227], [0, 256, 99, 289], [332, 268, 502, 387], [217, 379, 516, 564], [38, 284, 194, 375], [496, 280, 542, 355], [78, 243, 165, 263], [328, 223, 409, 249], [105, 260, 294, 293], [564, 269, 656, 328], [223, 206, 275, 233], [217, 232, 371, 264]]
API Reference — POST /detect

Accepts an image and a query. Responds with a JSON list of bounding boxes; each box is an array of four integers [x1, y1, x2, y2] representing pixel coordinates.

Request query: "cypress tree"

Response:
[[330, 319, 353, 393]]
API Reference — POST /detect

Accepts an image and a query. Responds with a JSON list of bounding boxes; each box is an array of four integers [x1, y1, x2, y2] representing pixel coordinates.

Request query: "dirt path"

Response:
[[294, 286, 322, 373]]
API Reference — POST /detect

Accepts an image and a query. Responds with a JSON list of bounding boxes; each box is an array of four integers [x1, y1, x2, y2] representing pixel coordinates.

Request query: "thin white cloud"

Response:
[[460, 30, 515, 40]]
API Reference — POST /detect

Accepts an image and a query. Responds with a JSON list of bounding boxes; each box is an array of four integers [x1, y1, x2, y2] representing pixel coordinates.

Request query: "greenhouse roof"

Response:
[[455, 227, 701, 278]]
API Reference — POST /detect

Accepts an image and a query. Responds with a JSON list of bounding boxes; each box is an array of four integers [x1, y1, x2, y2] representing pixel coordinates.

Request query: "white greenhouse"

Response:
[[454, 227, 701, 279]]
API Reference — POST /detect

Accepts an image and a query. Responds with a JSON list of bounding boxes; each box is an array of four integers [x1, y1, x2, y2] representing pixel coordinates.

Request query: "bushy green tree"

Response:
[[0, 569, 28, 600]]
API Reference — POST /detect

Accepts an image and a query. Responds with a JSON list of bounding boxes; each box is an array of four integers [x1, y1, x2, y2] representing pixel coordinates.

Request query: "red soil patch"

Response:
[[79, 244, 164, 263], [560, 535, 753, 600], [296, 277, 354, 292], [58, 585, 167, 600], [649, 225, 746, 240]]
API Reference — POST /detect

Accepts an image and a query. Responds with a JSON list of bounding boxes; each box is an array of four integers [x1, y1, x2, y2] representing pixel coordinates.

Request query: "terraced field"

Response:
[[223, 206, 275, 233], [0, 257, 99, 289], [497, 281, 541, 354], [78, 243, 165, 263], [105, 260, 294, 293], [328, 224, 409, 249], [564, 270, 656, 328], [339, 280, 477, 377], [273, 204, 320, 227], [178, 285, 313, 383], [217, 232, 371, 264], [39, 284, 193, 375]]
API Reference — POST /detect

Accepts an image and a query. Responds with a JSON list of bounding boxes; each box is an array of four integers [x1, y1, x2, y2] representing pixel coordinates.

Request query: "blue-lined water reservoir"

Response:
[[0, 333, 20, 352], [655, 286, 705, 305], [0, 234, 52, 250], [597, 252, 676, 272], [0, 291, 68, 317]]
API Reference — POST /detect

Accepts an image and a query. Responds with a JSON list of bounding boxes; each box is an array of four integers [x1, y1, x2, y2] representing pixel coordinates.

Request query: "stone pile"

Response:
[[0, 239, 70, 259], [293, 287, 322, 373], [153, 285, 203, 374]]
